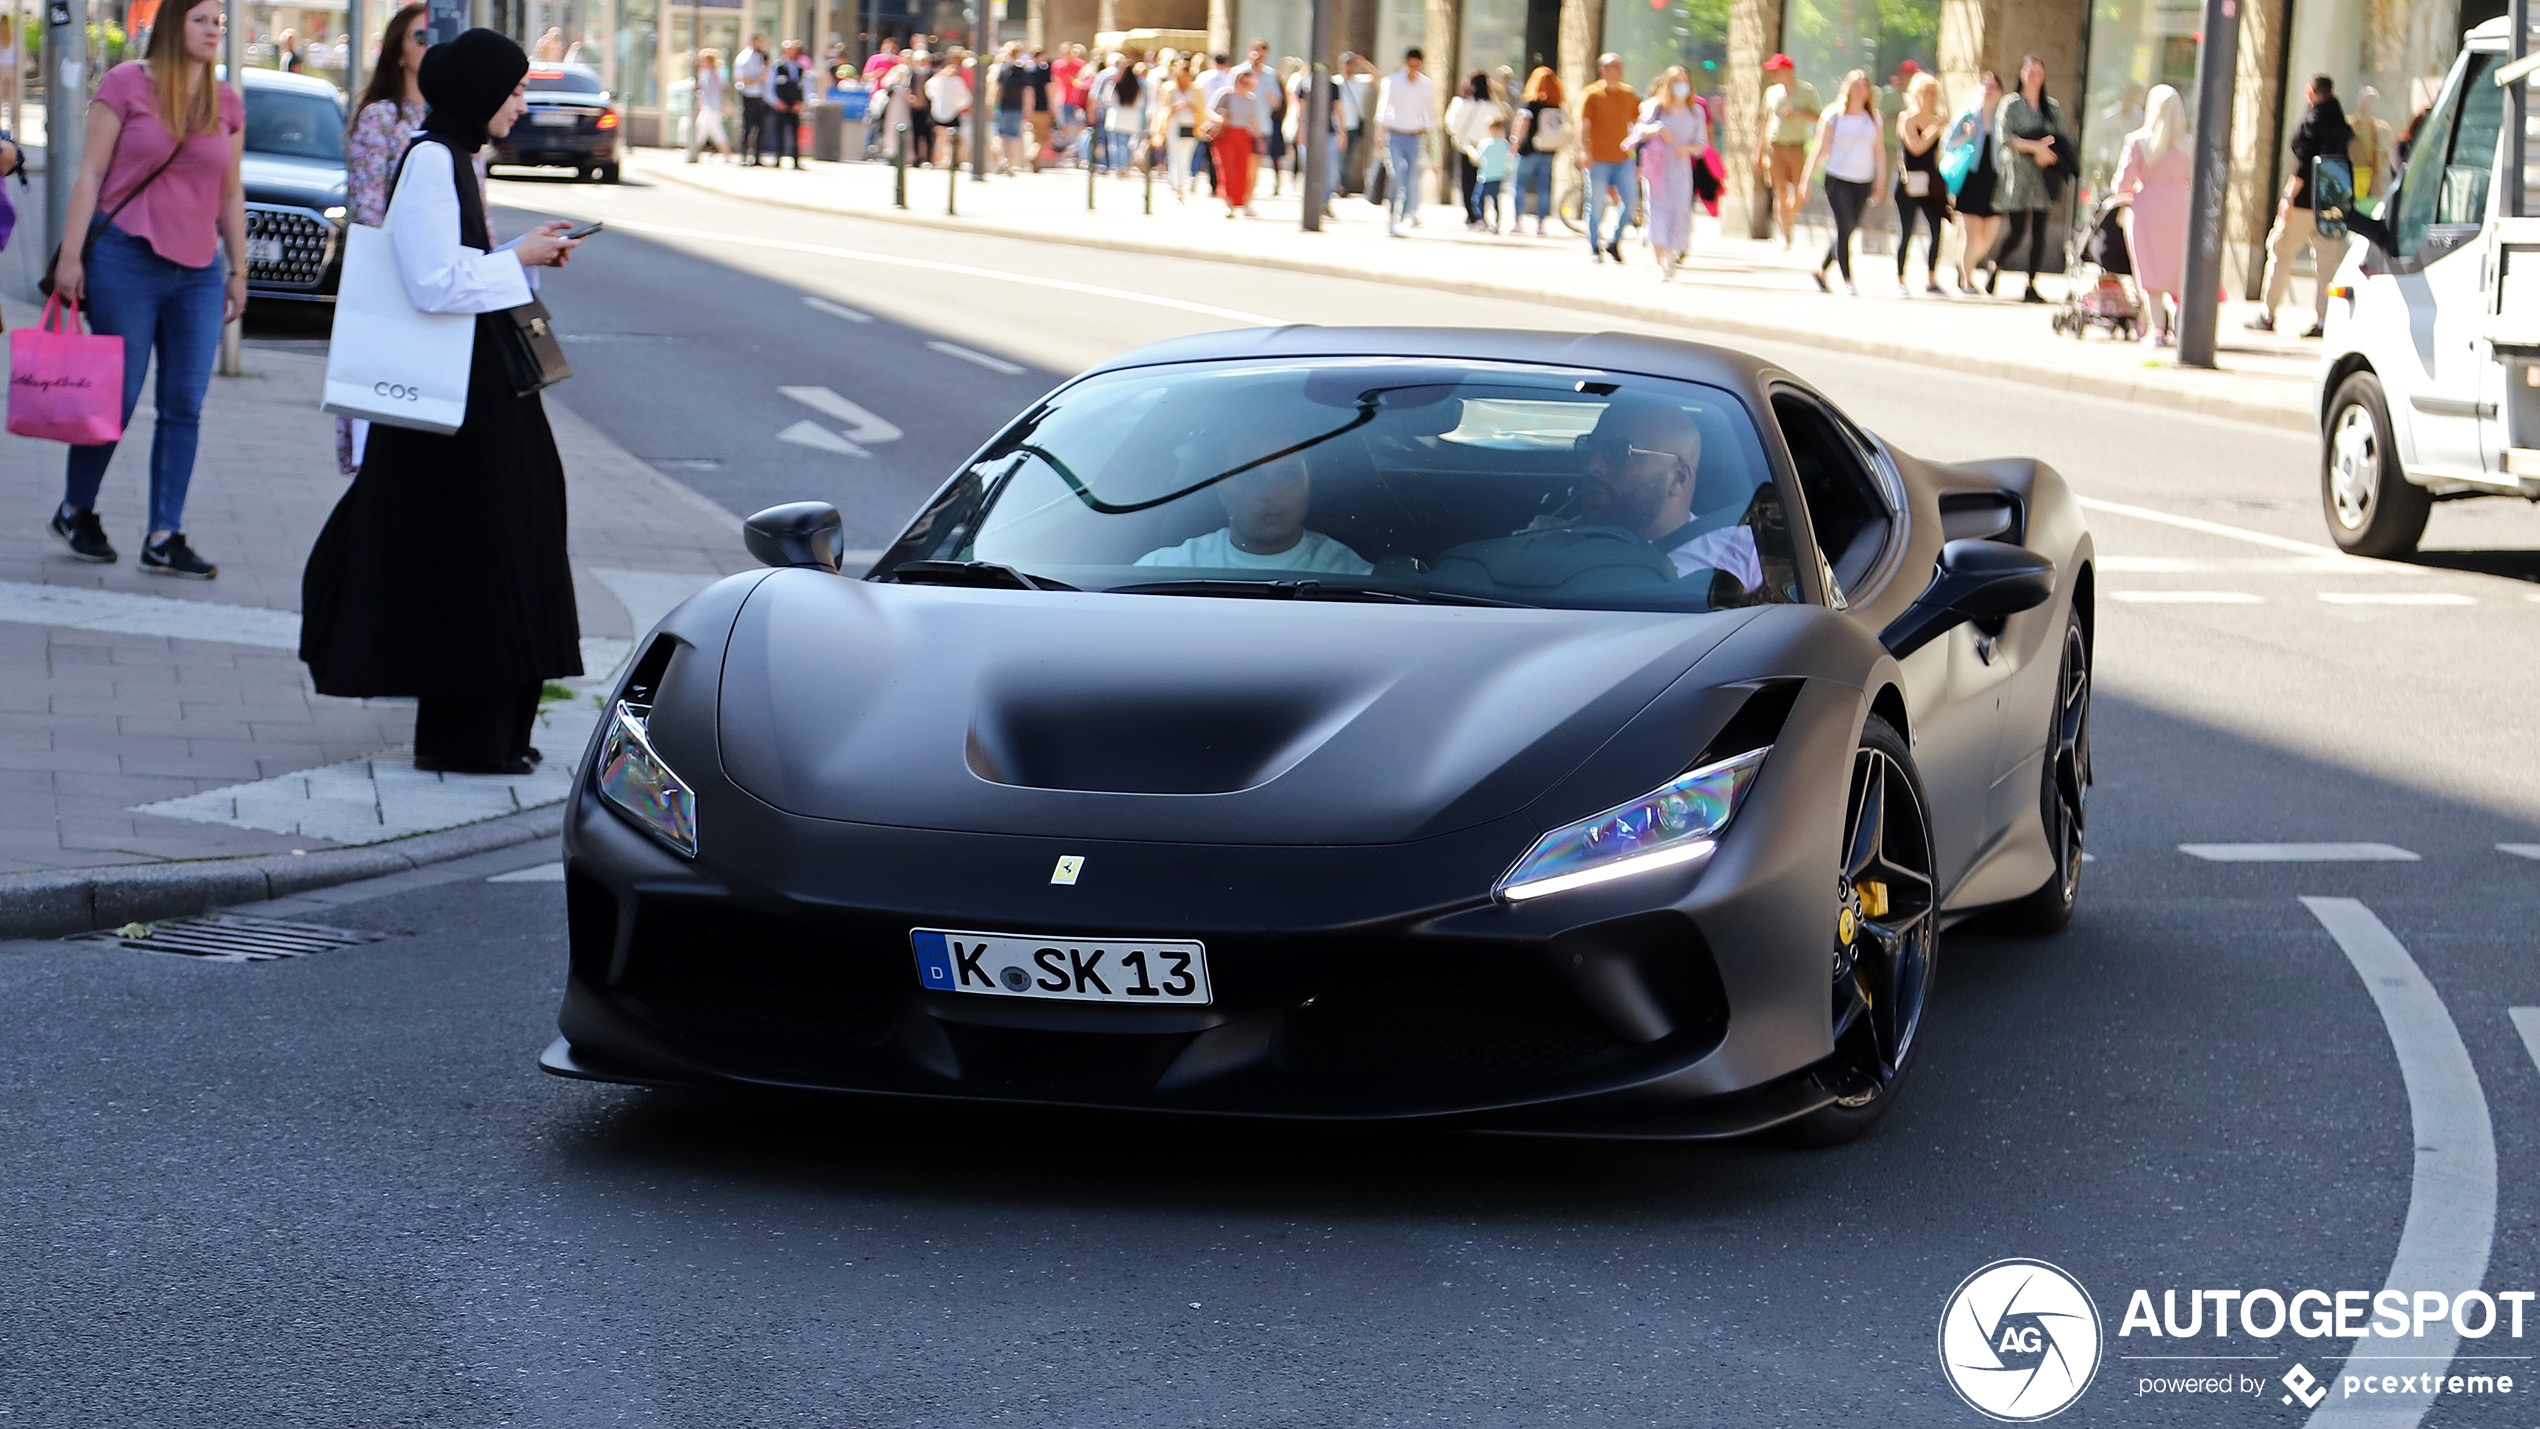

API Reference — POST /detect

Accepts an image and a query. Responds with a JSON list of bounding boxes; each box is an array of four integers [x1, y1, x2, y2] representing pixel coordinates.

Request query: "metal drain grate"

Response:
[[72, 914, 388, 962]]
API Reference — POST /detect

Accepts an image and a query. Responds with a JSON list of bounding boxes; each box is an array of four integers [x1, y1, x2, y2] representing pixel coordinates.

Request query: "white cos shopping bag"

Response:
[[321, 221, 474, 435]]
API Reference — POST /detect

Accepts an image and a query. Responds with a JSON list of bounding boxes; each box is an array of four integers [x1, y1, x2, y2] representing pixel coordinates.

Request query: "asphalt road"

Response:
[[10, 174, 2540, 1426]]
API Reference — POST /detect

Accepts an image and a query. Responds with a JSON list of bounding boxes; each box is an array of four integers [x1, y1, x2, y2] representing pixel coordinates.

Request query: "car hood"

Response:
[[241, 152, 345, 209], [714, 574, 1759, 845]]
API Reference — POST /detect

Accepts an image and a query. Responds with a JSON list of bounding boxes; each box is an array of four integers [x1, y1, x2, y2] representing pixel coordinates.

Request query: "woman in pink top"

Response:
[[45, 0, 245, 578], [2114, 84, 2191, 348]]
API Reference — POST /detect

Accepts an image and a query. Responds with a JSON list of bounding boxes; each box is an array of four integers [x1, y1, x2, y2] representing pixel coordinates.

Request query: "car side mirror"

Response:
[[2312, 156, 2354, 240], [744, 501, 846, 573], [1879, 539, 2055, 660]]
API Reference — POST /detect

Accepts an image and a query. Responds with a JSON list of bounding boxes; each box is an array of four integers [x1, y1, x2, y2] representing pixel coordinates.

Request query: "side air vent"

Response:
[[1938, 492, 2023, 543], [619, 633, 681, 709], [1695, 680, 1803, 768]]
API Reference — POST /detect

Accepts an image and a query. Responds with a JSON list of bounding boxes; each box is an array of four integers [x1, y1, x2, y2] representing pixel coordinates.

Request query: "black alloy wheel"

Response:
[[1779, 714, 1936, 1146], [1995, 608, 2092, 933]]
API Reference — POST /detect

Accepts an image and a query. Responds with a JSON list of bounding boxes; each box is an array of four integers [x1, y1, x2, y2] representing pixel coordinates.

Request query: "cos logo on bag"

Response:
[[1938, 1259, 2102, 1421], [372, 381, 422, 401]]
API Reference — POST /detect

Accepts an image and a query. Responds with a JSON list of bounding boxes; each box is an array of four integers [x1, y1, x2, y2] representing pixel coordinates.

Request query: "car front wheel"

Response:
[[1777, 714, 1937, 1146], [2321, 371, 2428, 557]]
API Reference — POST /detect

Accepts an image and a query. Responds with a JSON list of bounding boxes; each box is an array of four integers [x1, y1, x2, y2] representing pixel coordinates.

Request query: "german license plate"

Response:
[[246, 235, 285, 265], [911, 928, 1212, 1005], [531, 110, 578, 126]]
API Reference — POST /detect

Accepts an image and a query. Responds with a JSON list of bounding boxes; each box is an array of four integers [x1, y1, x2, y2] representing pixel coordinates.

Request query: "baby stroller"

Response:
[[2051, 194, 2142, 341]]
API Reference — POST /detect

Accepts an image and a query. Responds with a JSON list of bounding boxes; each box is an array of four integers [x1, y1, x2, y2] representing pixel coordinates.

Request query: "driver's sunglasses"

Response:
[[1574, 435, 1678, 468]]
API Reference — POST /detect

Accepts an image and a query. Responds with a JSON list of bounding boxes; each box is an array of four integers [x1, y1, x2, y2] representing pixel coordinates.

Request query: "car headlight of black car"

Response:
[[597, 700, 697, 857], [1494, 747, 1768, 902]]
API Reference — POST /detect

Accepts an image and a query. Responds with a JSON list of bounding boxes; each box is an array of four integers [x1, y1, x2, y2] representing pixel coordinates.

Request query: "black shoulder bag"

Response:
[[40, 140, 188, 297], [493, 295, 573, 397]]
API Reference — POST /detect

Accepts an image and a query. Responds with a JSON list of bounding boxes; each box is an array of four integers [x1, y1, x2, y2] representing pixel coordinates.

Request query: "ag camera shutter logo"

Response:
[[1938, 1259, 2103, 1421]]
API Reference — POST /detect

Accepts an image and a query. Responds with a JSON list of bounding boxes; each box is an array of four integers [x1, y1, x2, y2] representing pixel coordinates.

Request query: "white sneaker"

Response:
[[1844, 281, 1858, 296]]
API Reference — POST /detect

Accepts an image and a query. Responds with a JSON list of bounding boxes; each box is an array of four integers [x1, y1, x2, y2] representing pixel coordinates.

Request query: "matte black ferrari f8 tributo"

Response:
[[543, 328, 2093, 1143]]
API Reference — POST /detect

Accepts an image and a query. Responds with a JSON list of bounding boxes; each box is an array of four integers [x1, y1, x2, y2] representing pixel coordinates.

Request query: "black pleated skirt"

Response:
[[300, 312, 583, 698]]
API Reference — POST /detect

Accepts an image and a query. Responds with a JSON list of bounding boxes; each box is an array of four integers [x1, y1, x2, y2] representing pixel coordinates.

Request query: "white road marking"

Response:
[[2498, 844, 2540, 860], [2076, 496, 2387, 563], [2298, 897, 2495, 1429], [2514, 1009, 2540, 1077], [777, 418, 869, 456], [583, 215, 1284, 325], [0, 579, 299, 648], [929, 340, 1028, 375], [2109, 590, 2266, 604], [2318, 592, 2479, 606], [778, 385, 904, 444], [489, 862, 568, 882], [801, 295, 875, 322], [2096, 556, 2209, 573], [2179, 843, 2420, 862]]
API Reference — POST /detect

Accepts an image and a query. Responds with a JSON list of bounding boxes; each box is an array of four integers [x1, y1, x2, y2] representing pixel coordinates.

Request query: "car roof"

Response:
[[237, 66, 343, 98], [1077, 327, 1782, 398]]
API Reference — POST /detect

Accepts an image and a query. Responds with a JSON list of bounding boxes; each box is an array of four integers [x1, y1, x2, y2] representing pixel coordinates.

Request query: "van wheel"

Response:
[[2322, 372, 2428, 558]]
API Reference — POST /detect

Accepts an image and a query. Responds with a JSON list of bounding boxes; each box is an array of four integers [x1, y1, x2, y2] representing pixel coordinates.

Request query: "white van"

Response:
[[2317, 15, 2540, 555]]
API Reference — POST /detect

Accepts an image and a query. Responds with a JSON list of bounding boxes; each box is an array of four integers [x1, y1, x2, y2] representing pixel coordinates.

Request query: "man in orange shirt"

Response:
[[1577, 53, 1640, 264]]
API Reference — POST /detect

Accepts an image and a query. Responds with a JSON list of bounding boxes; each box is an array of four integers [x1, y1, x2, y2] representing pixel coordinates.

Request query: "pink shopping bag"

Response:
[[7, 296, 125, 445]]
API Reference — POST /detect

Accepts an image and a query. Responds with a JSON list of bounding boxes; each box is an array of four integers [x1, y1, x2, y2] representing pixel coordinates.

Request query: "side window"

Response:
[[1771, 392, 1894, 604], [2439, 54, 2505, 226], [2390, 58, 2470, 253]]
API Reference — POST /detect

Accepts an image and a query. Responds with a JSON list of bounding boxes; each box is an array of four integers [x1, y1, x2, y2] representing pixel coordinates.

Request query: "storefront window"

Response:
[[2279, 0, 2475, 208], [1778, 0, 1935, 104], [619, 0, 661, 109], [1602, 0, 1728, 119], [2078, 0, 2198, 203], [1374, 0, 1422, 73], [1457, 0, 1527, 95]]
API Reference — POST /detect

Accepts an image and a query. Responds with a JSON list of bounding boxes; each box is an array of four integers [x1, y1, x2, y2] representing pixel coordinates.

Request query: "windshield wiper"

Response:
[[1109, 579, 1532, 608], [890, 560, 1076, 591]]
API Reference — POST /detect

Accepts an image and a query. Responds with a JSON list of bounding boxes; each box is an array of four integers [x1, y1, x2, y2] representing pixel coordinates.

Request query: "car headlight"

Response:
[[597, 700, 697, 858], [1495, 747, 1767, 902]]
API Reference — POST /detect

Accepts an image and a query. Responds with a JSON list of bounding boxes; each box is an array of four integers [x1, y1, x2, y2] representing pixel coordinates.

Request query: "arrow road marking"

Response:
[[779, 386, 903, 444], [2299, 897, 2495, 1429], [777, 419, 869, 457], [928, 340, 1027, 375], [801, 295, 875, 322]]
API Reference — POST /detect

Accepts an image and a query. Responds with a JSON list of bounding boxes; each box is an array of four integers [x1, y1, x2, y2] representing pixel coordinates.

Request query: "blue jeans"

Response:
[[1587, 159, 1638, 251], [1515, 150, 1554, 219], [62, 224, 225, 535], [1384, 129, 1424, 225]]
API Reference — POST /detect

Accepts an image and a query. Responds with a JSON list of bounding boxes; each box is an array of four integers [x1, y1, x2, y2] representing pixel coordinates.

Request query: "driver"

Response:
[[1136, 451, 1374, 574], [1547, 393, 1763, 592]]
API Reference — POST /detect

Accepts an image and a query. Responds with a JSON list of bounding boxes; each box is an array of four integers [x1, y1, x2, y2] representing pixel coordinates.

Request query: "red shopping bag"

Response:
[[7, 296, 125, 445]]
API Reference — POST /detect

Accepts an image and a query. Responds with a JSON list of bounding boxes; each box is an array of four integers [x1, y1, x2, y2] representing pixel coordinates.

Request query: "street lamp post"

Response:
[[1299, 0, 1330, 231], [220, 0, 244, 374], [346, 0, 365, 104], [2176, 0, 2240, 369], [40, 0, 85, 265]]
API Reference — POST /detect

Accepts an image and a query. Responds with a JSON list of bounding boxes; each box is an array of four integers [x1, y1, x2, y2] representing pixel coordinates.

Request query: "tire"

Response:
[[1775, 714, 1938, 1146], [2321, 371, 2428, 558], [600, 161, 622, 184], [1990, 605, 2091, 934]]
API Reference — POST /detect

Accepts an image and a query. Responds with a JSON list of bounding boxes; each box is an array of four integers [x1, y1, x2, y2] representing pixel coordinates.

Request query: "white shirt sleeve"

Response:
[[386, 141, 533, 315]]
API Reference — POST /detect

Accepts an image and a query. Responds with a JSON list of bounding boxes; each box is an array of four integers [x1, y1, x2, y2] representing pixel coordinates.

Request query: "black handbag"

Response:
[[492, 294, 572, 397]]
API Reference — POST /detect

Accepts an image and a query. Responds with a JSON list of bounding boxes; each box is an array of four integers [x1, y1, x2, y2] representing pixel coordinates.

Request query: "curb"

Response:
[[0, 805, 566, 941], [631, 159, 2314, 435]]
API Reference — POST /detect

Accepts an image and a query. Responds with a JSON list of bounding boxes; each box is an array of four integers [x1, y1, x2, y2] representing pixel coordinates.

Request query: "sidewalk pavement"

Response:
[[0, 291, 757, 933], [630, 147, 2326, 432]]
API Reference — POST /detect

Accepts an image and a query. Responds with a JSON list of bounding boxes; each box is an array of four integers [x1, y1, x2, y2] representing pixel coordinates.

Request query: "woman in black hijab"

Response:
[[301, 28, 586, 775]]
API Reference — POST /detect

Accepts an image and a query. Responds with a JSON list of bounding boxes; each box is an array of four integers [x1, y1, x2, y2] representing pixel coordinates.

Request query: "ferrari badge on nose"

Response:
[[1050, 855, 1085, 886]]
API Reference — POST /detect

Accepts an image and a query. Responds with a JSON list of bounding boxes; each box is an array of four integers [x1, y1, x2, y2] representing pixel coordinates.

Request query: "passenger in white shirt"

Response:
[[1136, 455, 1373, 575], [1373, 48, 1437, 236]]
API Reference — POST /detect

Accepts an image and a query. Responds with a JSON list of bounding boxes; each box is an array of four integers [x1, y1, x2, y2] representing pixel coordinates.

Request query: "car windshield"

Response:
[[876, 359, 1801, 613], [528, 67, 606, 94], [243, 88, 346, 162]]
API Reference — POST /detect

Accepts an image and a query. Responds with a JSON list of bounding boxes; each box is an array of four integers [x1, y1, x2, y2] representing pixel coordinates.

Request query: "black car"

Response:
[[239, 67, 347, 301], [491, 63, 625, 182], [544, 329, 2096, 1145]]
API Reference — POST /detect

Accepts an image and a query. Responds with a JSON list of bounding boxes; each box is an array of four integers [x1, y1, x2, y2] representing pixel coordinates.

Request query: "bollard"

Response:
[[1087, 135, 1097, 210], [894, 123, 909, 209], [949, 143, 958, 215], [1143, 147, 1153, 215]]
